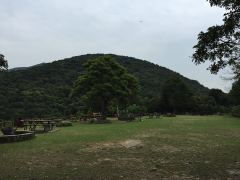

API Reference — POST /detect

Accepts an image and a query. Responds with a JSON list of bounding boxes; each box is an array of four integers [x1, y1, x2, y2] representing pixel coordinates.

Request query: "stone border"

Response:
[[0, 131, 35, 144]]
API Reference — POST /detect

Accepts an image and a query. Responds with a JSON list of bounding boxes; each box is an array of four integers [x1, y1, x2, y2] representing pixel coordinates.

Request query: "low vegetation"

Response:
[[1, 116, 240, 179], [232, 106, 240, 117]]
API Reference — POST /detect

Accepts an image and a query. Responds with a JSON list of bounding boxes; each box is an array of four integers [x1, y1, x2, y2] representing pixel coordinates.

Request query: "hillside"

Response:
[[0, 54, 208, 119]]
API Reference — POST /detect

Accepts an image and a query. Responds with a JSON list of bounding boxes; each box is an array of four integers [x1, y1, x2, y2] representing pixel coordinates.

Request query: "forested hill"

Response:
[[0, 54, 208, 119]]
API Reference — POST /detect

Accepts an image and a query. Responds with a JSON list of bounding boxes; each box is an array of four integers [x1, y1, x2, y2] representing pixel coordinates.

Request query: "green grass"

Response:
[[1, 116, 240, 179]]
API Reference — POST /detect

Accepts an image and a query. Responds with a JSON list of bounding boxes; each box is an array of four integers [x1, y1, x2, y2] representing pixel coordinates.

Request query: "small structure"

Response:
[[0, 131, 35, 143], [56, 120, 72, 127], [1, 120, 16, 135], [154, 112, 161, 118], [0, 120, 35, 143], [148, 113, 161, 119], [148, 114, 154, 119], [118, 113, 135, 122], [22, 119, 56, 133], [79, 113, 105, 123], [163, 113, 176, 117]]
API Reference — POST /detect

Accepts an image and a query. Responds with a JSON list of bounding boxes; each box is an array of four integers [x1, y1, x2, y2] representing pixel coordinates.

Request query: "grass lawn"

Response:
[[1, 115, 240, 180]]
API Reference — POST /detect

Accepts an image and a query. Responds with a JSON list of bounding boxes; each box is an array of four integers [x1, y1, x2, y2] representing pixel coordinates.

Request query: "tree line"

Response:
[[1, 54, 239, 120]]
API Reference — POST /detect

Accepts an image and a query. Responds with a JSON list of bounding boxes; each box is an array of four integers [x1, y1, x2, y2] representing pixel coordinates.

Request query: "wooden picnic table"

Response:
[[21, 120, 56, 132], [80, 113, 103, 122]]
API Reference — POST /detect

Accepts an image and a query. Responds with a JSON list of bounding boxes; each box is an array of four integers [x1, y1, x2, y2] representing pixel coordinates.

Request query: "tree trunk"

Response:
[[116, 105, 120, 118], [100, 100, 107, 121]]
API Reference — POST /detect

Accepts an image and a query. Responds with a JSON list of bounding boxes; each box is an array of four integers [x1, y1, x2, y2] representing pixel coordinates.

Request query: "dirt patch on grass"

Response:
[[165, 174, 195, 180], [83, 142, 116, 152], [82, 139, 143, 152], [120, 139, 143, 148], [188, 133, 206, 138], [97, 158, 115, 162], [94, 157, 144, 169], [187, 137, 206, 143], [137, 134, 152, 138], [227, 169, 240, 176], [97, 157, 143, 163], [135, 129, 166, 139], [154, 145, 180, 153], [118, 157, 143, 162]]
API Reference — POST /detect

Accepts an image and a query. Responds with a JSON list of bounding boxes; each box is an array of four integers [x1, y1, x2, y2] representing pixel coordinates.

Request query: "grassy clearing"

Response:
[[1, 115, 240, 179]]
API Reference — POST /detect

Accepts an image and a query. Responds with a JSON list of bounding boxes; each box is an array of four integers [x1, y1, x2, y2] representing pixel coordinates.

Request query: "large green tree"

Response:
[[208, 88, 229, 106], [193, 0, 240, 78], [161, 77, 194, 113], [229, 78, 240, 105], [0, 54, 8, 71], [72, 56, 139, 120]]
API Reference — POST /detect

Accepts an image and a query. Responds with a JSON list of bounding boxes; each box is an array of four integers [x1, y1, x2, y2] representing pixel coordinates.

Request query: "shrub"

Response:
[[231, 106, 240, 117], [163, 113, 176, 117], [56, 121, 72, 127], [127, 104, 146, 114], [118, 114, 135, 122]]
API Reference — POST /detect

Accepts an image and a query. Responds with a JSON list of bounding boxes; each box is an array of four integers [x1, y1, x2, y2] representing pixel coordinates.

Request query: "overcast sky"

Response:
[[0, 0, 232, 91]]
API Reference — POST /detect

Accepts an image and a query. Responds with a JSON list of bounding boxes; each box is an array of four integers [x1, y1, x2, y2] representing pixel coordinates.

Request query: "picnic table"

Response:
[[79, 115, 89, 122], [79, 113, 103, 122], [22, 120, 56, 132]]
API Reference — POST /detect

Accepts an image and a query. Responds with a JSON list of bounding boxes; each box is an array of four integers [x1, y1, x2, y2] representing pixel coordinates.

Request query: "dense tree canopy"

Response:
[[193, 0, 240, 78], [208, 88, 229, 106], [0, 54, 211, 120], [72, 56, 139, 119], [161, 77, 194, 113], [229, 78, 240, 105], [0, 54, 8, 71]]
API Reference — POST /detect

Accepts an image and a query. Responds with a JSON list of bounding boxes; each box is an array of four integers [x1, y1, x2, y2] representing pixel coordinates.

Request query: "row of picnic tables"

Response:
[[21, 119, 58, 132]]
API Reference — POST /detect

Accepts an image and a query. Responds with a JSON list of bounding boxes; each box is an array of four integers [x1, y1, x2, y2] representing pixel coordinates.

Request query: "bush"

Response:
[[56, 121, 72, 127], [231, 106, 240, 117], [127, 104, 146, 114], [163, 113, 176, 117], [118, 114, 135, 122]]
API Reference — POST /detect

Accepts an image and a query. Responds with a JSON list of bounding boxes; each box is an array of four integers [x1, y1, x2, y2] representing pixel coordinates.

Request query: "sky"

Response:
[[0, 0, 233, 92]]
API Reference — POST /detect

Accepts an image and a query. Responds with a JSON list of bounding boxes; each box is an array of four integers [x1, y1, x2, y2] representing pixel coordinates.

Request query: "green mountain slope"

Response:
[[0, 54, 208, 119]]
